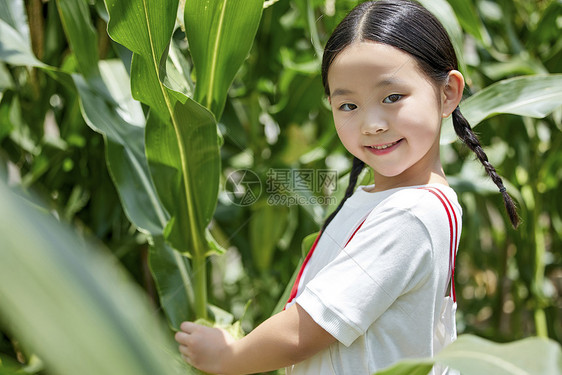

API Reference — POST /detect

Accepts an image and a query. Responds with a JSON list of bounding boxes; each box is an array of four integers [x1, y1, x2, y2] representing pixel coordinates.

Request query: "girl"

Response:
[[175, 1, 519, 374]]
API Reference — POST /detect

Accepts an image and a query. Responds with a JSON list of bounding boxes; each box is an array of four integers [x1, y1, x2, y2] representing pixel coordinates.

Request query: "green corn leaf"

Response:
[[0, 88, 15, 141], [0, 359, 21, 375], [0, 62, 12, 90], [272, 231, 319, 315], [463, 74, 562, 122], [54, 0, 168, 235], [0, 182, 185, 375], [0, 18, 45, 67], [373, 360, 434, 375], [149, 235, 194, 330], [0, 1, 91, 88], [1, 1, 165, 236], [41, 0, 200, 327], [417, 0, 466, 77], [105, 0, 221, 256], [436, 334, 562, 375], [250, 200, 289, 272], [57, 0, 198, 327], [56, 0, 100, 80], [442, 74, 562, 144], [0, 1, 39, 66], [185, 0, 264, 119], [371, 334, 562, 375], [105, 0, 221, 320], [0, 0, 28, 40], [105, 0, 177, 117], [446, 0, 489, 46], [72, 61, 169, 235], [144, 99, 219, 253]]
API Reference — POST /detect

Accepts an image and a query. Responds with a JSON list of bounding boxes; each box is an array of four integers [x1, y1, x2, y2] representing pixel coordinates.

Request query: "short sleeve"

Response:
[[295, 204, 435, 347]]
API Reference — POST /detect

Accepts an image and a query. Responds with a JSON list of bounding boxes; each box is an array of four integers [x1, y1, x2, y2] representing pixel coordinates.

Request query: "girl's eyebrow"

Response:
[[330, 88, 354, 97], [330, 77, 405, 98]]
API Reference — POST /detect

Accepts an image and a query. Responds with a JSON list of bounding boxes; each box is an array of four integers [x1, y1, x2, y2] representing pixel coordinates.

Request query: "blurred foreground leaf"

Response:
[[373, 334, 562, 375], [0, 181, 186, 375], [437, 335, 562, 375], [373, 360, 434, 375]]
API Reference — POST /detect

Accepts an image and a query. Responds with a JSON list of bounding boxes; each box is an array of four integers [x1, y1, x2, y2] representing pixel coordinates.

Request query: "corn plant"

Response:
[[1, 0, 263, 327], [102, 0, 264, 323]]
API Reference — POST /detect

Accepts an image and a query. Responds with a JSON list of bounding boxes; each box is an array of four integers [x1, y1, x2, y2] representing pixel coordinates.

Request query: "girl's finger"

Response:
[[178, 344, 190, 356], [181, 353, 192, 365], [174, 331, 189, 344], [180, 321, 196, 333]]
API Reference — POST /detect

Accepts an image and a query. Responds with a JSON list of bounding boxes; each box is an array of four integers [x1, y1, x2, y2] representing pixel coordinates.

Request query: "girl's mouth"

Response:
[[366, 139, 403, 154]]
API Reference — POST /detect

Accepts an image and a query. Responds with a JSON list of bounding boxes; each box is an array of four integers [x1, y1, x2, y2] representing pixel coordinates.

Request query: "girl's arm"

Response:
[[175, 303, 336, 375]]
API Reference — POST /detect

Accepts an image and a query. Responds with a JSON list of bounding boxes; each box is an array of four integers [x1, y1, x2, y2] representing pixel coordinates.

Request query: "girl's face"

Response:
[[328, 41, 448, 191]]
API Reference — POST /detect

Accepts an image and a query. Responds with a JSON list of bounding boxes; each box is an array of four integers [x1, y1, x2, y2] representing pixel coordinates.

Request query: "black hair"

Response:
[[320, 0, 519, 232]]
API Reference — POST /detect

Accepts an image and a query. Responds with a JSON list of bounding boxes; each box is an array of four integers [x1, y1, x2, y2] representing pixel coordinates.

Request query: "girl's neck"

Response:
[[366, 161, 448, 193]]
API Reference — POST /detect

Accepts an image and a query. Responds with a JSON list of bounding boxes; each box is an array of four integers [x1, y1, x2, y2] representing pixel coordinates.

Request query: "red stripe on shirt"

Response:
[[420, 187, 459, 301], [285, 219, 367, 309]]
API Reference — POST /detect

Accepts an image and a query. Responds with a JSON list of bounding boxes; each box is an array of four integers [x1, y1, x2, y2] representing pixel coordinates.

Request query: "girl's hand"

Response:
[[175, 321, 236, 375], [174, 305, 335, 375]]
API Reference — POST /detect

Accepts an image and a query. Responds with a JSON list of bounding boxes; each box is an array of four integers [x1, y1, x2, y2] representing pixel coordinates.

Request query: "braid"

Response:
[[452, 107, 519, 228], [320, 157, 365, 233]]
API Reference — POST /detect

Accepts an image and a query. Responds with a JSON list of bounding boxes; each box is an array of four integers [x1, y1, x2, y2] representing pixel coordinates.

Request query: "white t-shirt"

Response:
[[285, 184, 462, 375]]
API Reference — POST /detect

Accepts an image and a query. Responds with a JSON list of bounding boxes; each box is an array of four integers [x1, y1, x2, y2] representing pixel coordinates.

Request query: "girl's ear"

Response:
[[441, 70, 464, 118]]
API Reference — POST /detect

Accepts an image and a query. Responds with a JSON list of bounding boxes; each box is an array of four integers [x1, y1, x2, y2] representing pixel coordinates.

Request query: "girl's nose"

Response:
[[361, 111, 388, 135]]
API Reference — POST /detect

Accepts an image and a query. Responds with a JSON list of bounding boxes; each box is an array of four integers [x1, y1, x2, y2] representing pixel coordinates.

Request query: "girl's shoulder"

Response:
[[365, 184, 462, 228], [378, 184, 460, 210]]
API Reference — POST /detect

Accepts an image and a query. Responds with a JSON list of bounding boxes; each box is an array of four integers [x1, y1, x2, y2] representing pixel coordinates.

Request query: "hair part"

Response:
[[321, 0, 519, 231], [322, 0, 456, 96]]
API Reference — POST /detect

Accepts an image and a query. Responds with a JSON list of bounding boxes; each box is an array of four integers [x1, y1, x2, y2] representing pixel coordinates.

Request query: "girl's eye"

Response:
[[339, 103, 357, 111], [383, 94, 403, 103]]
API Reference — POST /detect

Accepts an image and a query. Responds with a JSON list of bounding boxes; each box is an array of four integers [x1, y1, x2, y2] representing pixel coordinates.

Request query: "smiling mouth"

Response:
[[368, 139, 402, 150]]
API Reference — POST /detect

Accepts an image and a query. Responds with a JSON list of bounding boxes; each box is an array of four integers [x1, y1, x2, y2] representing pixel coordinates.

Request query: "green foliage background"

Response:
[[0, 0, 561, 373]]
